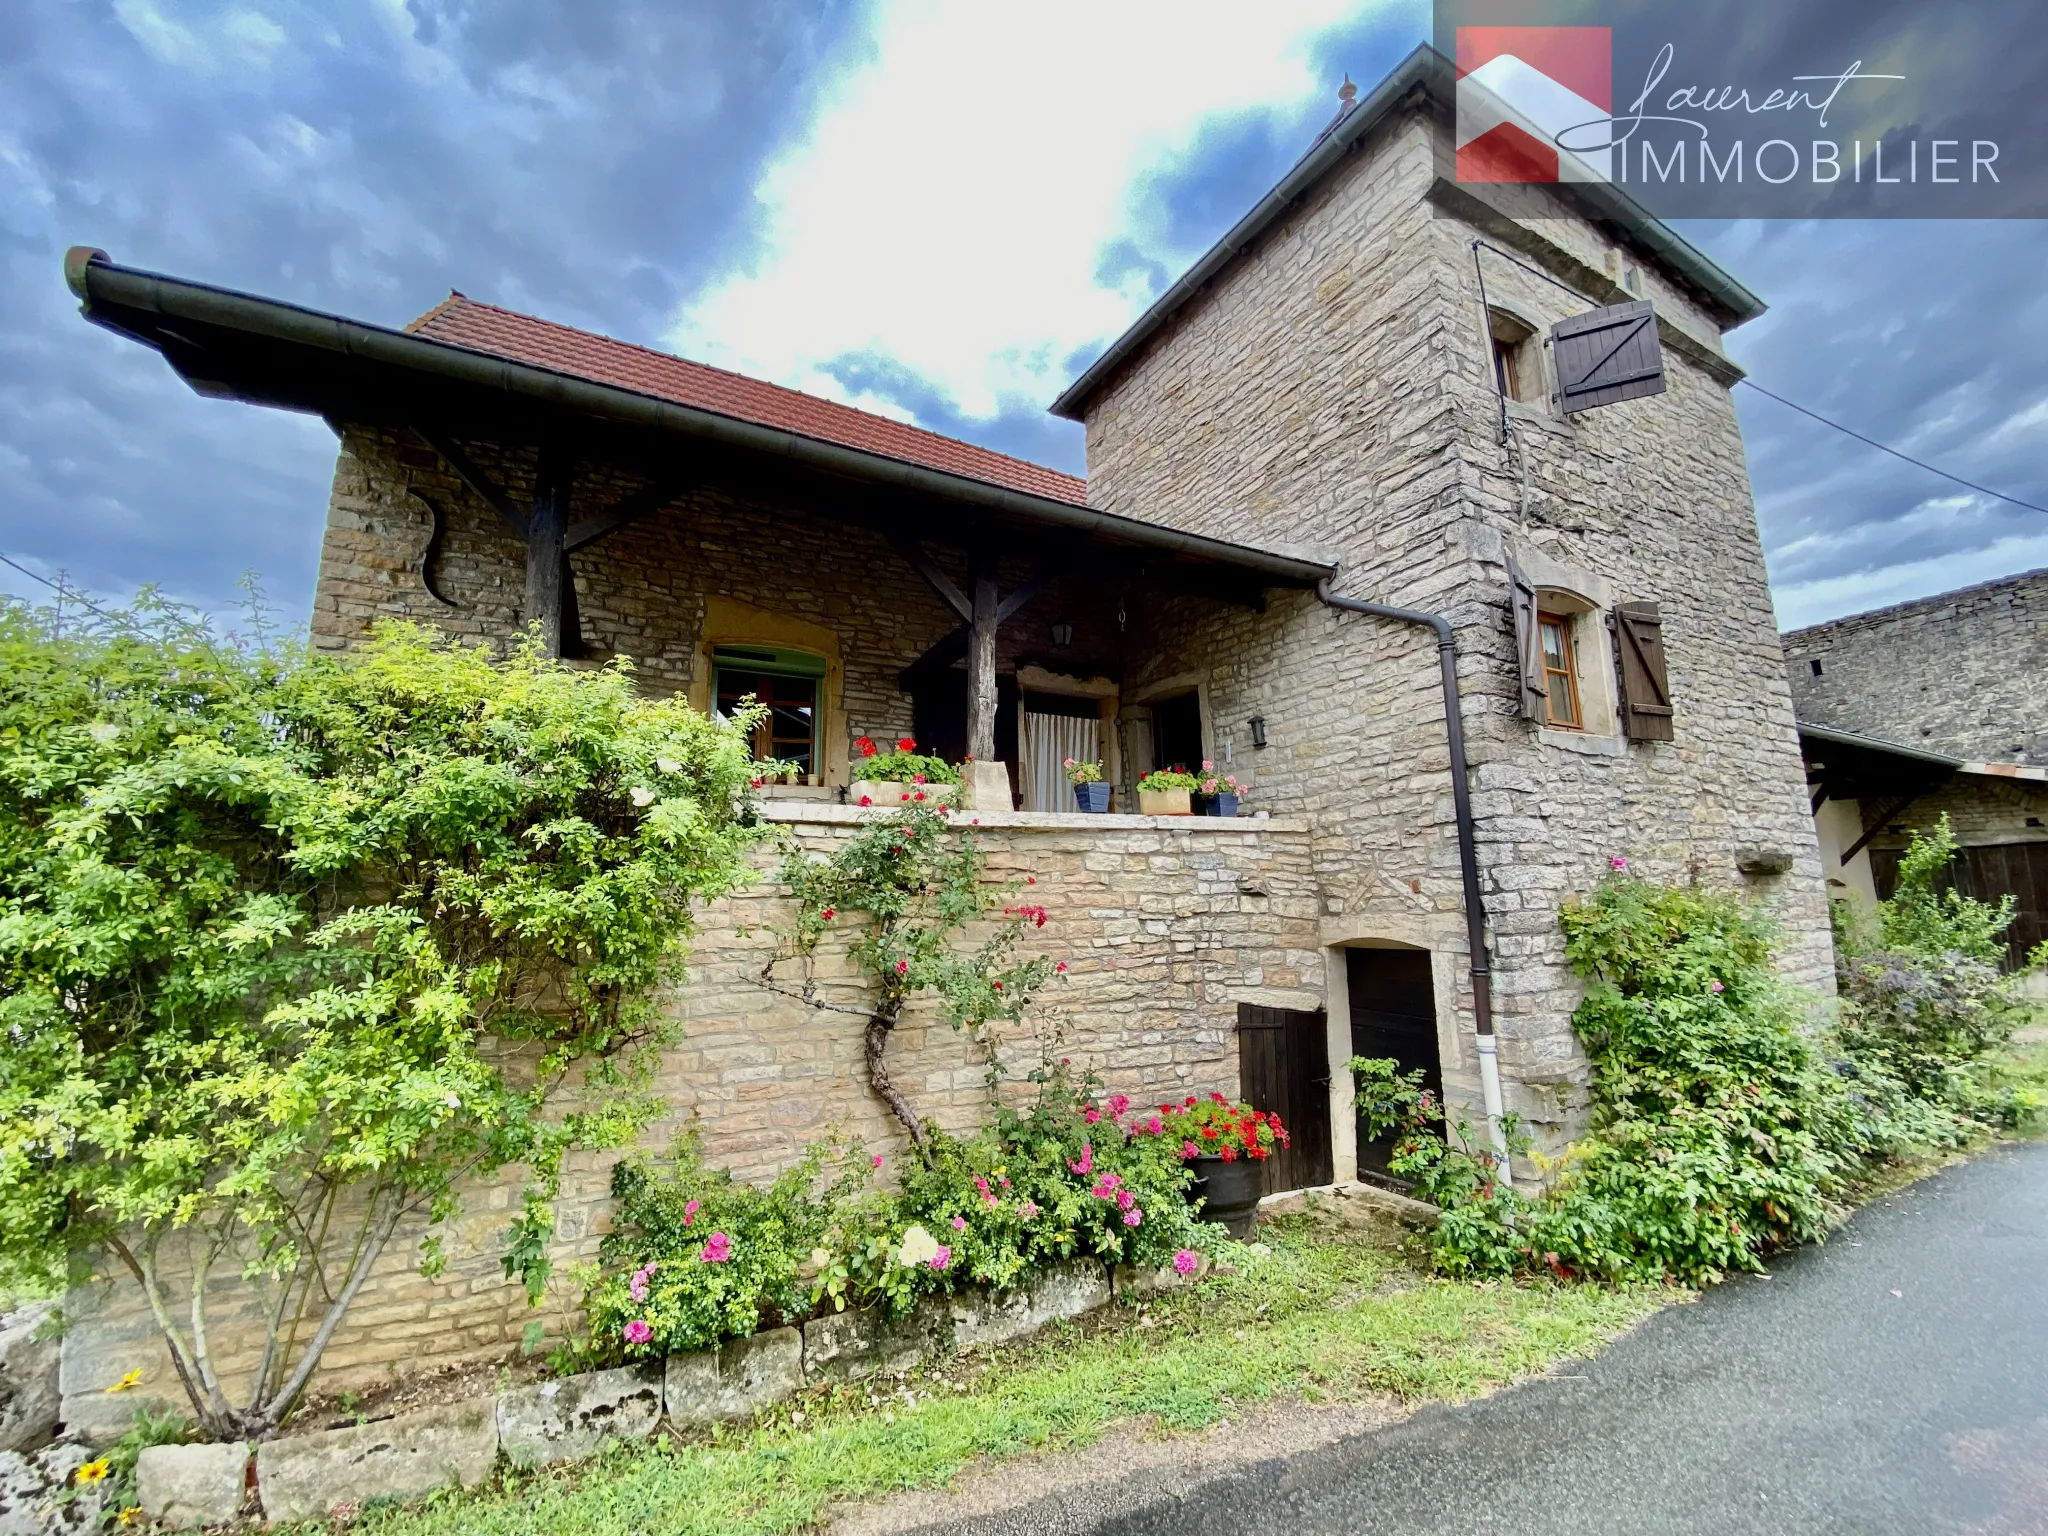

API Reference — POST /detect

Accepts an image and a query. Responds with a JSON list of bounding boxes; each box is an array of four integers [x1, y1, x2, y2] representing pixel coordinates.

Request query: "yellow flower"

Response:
[[118, 1508, 145, 1526], [105, 1369, 143, 1394], [76, 1459, 111, 1484]]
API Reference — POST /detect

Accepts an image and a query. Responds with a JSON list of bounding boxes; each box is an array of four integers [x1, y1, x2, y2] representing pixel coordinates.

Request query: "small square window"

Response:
[[1537, 611, 1583, 730]]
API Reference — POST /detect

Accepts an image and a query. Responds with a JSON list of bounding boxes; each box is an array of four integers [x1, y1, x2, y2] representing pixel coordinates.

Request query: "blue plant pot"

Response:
[[1073, 781, 1112, 813], [1197, 792, 1239, 818]]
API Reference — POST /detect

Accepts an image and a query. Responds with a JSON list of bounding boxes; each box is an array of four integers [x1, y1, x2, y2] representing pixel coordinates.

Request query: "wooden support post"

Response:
[[967, 553, 999, 764], [524, 443, 573, 657]]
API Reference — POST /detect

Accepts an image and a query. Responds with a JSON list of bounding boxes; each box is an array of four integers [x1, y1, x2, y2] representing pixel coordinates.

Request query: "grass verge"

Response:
[[345, 1207, 1667, 1536]]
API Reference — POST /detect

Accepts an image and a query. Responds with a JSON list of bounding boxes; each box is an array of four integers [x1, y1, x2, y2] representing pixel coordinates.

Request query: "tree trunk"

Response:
[[864, 1006, 925, 1145]]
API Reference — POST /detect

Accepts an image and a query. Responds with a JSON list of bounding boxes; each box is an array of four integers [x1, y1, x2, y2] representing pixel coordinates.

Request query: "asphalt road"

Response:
[[916, 1142, 2048, 1536]]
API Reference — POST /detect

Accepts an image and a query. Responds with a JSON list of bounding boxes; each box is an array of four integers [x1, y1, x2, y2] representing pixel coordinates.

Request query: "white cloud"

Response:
[[1772, 526, 2048, 630], [670, 0, 1375, 422]]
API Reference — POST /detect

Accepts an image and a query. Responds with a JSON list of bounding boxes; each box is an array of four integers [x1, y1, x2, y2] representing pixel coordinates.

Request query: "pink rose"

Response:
[[951, 1215, 967, 1231], [700, 1232, 731, 1263], [1123, 1207, 1142, 1227], [929, 1246, 952, 1271], [623, 1319, 652, 1345], [1068, 1144, 1093, 1176], [1173, 1249, 1198, 1276], [1107, 1093, 1130, 1116], [1182, 1141, 1199, 1159], [1145, 1115, 1162, 1134]]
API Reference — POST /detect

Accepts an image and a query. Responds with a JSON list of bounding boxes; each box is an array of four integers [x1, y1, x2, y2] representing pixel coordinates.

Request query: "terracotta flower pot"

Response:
[[1138, 788, 1192, 816], [1186, 1154, 1262, 1239]]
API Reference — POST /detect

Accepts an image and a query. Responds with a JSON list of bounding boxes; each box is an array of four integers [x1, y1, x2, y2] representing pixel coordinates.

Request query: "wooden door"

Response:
[[1346, 947, 1443, 1182], [1236, 1005, 1333, 1195]]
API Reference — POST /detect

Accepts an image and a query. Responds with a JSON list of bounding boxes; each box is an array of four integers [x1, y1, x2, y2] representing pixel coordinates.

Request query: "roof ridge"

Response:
[[1782, 565, 2048, 638], [416, 295, 1086, 494]]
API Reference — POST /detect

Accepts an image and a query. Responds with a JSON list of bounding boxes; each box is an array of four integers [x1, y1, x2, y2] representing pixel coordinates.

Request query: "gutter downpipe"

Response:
[[1315, 574, 1513, 1184]]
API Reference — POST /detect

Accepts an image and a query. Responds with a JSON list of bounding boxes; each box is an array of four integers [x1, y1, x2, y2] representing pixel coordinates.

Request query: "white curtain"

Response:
[[1020, 711, 1100, 812]]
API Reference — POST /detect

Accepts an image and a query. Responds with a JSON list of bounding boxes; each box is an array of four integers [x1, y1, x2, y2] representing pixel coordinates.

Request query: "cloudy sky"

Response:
[[3, 0, 2044, 632]]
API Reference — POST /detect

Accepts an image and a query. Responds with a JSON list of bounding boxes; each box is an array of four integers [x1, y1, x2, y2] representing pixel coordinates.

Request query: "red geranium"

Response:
[[897, 736, 917, 752], [1161, 1097, 1290, 1161], [856, 736, 878, 758]]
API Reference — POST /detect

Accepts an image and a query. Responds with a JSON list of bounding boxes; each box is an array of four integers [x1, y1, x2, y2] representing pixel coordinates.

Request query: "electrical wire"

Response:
[[1735, 380, 2048, 518]]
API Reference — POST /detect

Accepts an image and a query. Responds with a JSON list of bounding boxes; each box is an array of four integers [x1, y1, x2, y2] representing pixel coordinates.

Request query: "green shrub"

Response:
[[586, 1136, 863, 1359], [0, 602, 764, 1437], [1873, 815, 2015, 964], [879, 1069, 1205, 1298], [1363, 855, 2039, 1289], [1833, 818, 2033, 1124]]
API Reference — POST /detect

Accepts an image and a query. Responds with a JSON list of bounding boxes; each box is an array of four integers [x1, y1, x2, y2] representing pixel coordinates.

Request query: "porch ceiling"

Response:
[[63, 248, 1333, 600]]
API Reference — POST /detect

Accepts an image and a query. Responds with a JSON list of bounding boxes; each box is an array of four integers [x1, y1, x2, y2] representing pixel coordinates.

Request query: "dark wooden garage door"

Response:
[[1236, 1005, 1333, 1196], [1870, 841, 2048, 970]]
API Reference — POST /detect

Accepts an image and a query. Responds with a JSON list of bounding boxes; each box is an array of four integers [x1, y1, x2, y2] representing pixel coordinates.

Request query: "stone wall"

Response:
[[1781, 569, 2048, 763], [60, 807, 1318, 1435], [1083, 103, 1834, 1137]]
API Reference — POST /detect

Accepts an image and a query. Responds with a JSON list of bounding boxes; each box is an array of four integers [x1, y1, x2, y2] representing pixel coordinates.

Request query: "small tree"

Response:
[[1873, 814, 2016, 965], [761, 801, 1056, 1146], [0, 607, 763, 1438]]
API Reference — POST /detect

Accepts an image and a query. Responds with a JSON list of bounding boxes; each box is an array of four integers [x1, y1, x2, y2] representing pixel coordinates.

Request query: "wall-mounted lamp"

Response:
[[1247, 715, 1268, 749], [1049, 621, 1074, 649]]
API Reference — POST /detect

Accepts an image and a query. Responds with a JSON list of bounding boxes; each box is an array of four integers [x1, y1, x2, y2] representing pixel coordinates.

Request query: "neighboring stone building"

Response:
[[1783, 571, 2048, 967], [60, 47, 1829, 1419]]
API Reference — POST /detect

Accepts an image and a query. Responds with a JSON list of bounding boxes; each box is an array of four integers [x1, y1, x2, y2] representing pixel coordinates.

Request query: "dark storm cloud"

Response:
[[0, 0, 860, 618], [1683, 219, 2048, 624]]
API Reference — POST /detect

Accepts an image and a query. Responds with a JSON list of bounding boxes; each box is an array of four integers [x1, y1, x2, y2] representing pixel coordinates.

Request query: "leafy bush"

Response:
[[1834, 817, 2033, 1123], [1134, 768, 1200, 793], [1364, 851, 2040, 1289], [0, 603, 764, 1437], [875, 1070, 1205, 1299], [586, 1136, 863, 1359], [1871, 815, 2015, 964]]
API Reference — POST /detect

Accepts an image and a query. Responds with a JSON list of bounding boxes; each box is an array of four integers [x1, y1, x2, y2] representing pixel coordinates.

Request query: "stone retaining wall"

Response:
[[135, 1258, 1148, 1526]]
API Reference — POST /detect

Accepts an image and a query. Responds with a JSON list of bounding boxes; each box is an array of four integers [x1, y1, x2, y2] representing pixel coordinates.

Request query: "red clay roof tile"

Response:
[[407, 295, 1088, 507]]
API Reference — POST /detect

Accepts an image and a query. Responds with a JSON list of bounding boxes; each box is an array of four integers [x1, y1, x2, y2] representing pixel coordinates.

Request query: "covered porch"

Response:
[[65, 247, 1332, 812]]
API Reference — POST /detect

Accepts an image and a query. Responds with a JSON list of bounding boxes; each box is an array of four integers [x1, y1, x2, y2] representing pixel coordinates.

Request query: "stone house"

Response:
[[58, 47, 1828, 1419], [1784, 568, 2048, 968]]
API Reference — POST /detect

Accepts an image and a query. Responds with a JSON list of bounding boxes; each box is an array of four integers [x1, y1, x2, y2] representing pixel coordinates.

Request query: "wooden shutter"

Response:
[[1614, 601, 1675, 741], [1507, 560, 1547, 720], [1551, 301, 1665, 414]]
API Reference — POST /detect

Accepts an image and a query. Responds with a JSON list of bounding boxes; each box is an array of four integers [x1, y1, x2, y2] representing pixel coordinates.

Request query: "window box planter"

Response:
[[1185, 1155, 1262, 1239], [1137, 788, 1192, 816], [850, 781, 953, 808], [1194, 792, 1240, 817], [1073, 781, 1112, 813]]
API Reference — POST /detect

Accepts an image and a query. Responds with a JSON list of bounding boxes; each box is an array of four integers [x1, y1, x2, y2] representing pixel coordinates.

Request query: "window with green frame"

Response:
[[712, 646, 828, 777]]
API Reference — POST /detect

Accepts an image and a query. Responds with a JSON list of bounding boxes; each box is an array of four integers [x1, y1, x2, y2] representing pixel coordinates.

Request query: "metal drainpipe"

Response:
[[1314, 575, 1513, 1184]]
